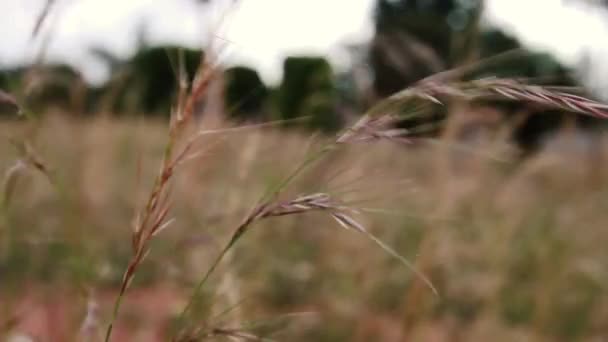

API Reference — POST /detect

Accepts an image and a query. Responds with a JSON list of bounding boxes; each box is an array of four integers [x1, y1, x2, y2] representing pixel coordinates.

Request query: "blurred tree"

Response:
[[0, 64, 87, 116], [92, 45, 203, 115], [371, 0, 483, 97], [369, 0, 608, 153], [477, 30, 572, 82], [224, 66, 269, 121], [0, 90, 19, 116], [476, 29, 590, 151], [369, 0, 483, 137], [370, 0, 577, 92], [27, 65, 87, 113], [0, 69, 22, 116], [370, 0, 580, 95], [278, 56, 341, 131]]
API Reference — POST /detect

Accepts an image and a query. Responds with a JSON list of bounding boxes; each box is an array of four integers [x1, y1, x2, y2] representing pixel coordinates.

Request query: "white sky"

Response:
[[1, 0, 608, 91]]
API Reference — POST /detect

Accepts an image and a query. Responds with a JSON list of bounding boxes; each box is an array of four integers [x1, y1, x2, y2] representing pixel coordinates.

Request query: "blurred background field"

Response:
[[2, 1, 608, 341], [3, 115, 608, 341]]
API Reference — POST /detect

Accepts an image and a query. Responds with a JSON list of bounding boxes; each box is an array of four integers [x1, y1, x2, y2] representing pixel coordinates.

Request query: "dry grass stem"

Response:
[[104, 51, 218, 342]]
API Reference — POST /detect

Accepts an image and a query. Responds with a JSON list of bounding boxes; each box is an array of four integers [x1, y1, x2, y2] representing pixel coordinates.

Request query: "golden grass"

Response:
[[2, 112, 608, 341]]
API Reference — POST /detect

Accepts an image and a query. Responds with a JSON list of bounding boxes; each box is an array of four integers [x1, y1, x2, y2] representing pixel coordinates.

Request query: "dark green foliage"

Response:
[[27, 65, 87, 114], [0, 46, 206, 118], [477, 30, 572, 82], [369, 0, 608, 152], [0, 46, 204, 117], [0, 67, 24, 92], [224, 66, 268, 121], [301, 93, 342, 132], [475, 30, 608, 151], [371, 0, 573, 91], [0, 83, 20, 117], [102, 46, 203, 115], [371, 0, 481, 96], [278, 56, 341, 131], [374, 0, 457, 54], [371, 1, 576, 96], [0, 64, 87, 116], [279, 57, 332, 119]]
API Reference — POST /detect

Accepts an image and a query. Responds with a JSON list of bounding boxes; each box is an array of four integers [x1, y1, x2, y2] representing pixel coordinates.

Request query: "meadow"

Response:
[[2, 98, 608, 341]]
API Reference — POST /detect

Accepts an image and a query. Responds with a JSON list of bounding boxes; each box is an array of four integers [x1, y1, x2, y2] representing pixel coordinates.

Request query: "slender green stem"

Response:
[[261, 145, 335, 202], [357, 229, 438, 296], [175, 227, 246, 335], [104, 279, 128, 342], [0, 202, 10, 275]]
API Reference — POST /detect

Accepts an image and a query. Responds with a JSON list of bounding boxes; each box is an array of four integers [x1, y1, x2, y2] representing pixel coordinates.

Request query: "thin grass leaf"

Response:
[[355, 226, 439, 296], [208, 297, 253, 325], [152, 217, 176, 237], [2, 160, 27, 208], [329, 209, 438, 295], [31, 0, 57, 39], [201, 312, 316, 342]]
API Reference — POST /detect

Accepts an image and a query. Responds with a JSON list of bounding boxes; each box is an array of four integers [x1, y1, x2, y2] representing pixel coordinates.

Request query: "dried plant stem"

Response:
[[104, 287, 126, 342], [176, 190, 438, 339], [104, 50, 216, 342], [104, 142, 180, 342], [32, 0, 57, 39], [370, 77, 608, 120]]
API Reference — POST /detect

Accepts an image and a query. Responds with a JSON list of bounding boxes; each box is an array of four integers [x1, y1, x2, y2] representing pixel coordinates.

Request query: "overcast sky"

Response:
[[1, 0, 608, 91]]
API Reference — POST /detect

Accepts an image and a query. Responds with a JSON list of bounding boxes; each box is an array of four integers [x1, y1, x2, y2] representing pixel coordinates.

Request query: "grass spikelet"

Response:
[[177, 191, 437, 338], [369, 77, 608, 120]]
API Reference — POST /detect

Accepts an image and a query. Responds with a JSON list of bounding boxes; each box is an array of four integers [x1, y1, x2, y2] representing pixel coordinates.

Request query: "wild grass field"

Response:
[[4, 0, 608, 340], [2, 105, 608, 341]]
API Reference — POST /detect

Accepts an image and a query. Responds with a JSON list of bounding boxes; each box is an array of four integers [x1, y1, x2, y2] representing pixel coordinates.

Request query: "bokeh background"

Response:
[[2, 1, 608, 341]]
